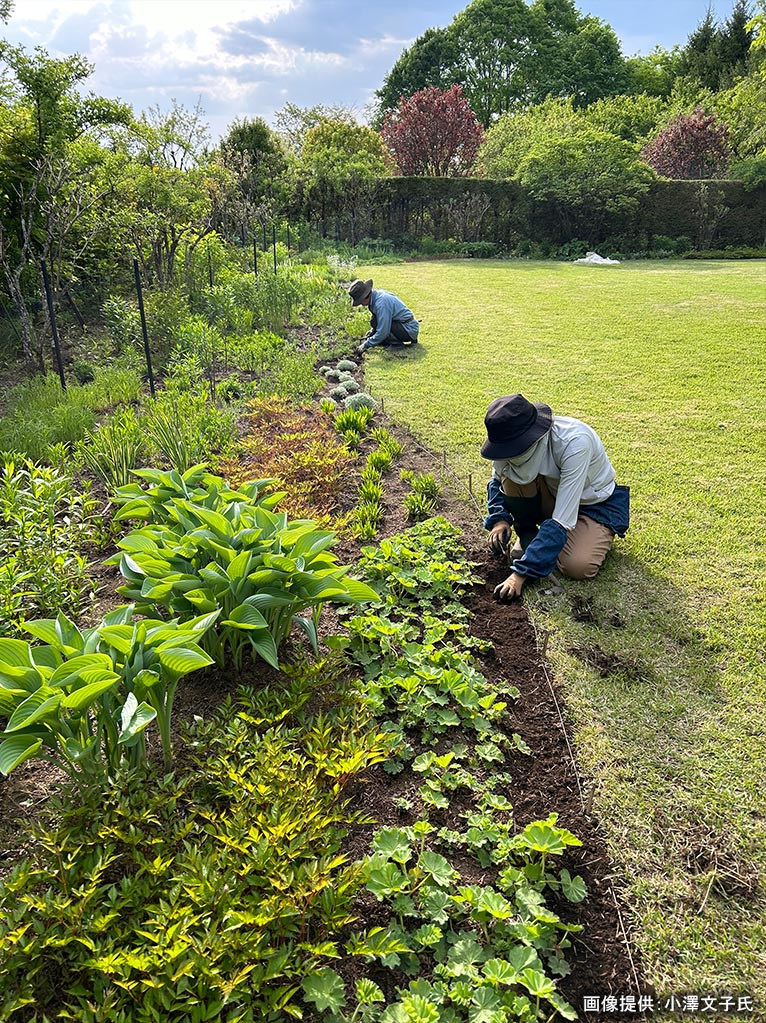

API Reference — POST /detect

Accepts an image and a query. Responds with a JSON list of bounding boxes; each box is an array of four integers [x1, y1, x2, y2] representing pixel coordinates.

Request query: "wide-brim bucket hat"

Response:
[[348, 279, 373, 306], [481, 394, 553, 459]]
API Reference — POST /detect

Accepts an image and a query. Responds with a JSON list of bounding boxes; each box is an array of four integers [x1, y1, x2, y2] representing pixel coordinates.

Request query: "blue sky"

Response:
[[4, 1, 732, 142]]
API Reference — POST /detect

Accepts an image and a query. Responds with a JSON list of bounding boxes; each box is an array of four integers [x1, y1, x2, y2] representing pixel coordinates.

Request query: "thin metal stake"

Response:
[[272, 224, 277, 275], [133, 259, 155, 397], [40, 261, 66, 390], [253, 237, 258, 277]]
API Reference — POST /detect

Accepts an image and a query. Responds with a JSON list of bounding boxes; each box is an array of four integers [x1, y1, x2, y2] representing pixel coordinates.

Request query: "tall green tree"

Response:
[[0, 44, 130, 365], [374, 27, 461, 123], [297, 120, 389, 243], [625, 46, 684, 98], [273, 102, 357, 155], [479, 97, 585, 178], [375, 0, 628, 127], [109, 105, 237, 288], [220, 116, 290, 238], [515, 127, 655, 237]]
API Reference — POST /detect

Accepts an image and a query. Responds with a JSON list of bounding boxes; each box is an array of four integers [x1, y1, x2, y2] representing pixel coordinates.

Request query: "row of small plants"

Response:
[[298, 518, 583, 1022], [0, 464, 377, 782]]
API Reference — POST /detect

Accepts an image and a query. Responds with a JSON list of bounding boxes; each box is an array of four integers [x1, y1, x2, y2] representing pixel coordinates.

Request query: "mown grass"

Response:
[[358, 259, 766, 1008]]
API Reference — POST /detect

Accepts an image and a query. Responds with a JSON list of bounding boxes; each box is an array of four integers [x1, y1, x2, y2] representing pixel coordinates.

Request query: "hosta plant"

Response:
[[0, 606, 217, 778], [109, 479, 377, 668]]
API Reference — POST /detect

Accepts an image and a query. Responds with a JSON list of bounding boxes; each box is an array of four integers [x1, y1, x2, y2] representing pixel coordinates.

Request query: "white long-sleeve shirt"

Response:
[[493, 416, 616, 532]]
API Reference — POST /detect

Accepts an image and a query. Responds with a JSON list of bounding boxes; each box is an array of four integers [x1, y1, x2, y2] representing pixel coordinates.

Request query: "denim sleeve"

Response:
[[484, 476, 513, 530], [368, 297, 392, 346], [511, 518, 567, 578]]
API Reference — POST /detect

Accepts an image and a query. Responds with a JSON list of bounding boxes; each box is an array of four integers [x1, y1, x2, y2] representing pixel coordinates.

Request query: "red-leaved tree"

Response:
[[381, 85, 484, 177], [641, 107, 731, 179]]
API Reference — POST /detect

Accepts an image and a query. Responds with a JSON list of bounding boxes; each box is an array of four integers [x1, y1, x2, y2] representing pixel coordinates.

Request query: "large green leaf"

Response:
[[292, 614, 318, 653], [5, 688, 62, 732], [183, 588, 219, 612], [223, 604, 269, 631], [0, 736, 43, 775], [227, 549, 255, 580], [97, 625, 135, 656], [118, 693, 157, 745], [177, 501, 233, 538], [61, 674, 120, 711], [249, 631, 280, 669], [22, 619, 60, 646], [246, 569, 284, 586], [246, 590, 295, 610], [49, 654, 114, 688], [0, 639, 35, 668], [301, 968, 346, 1014], [102, 605, 136, 627], [338, 577, 379, 603], [140, 579, 173, 601], [157, 646, 213, 678], [118, 533, 161, 553]]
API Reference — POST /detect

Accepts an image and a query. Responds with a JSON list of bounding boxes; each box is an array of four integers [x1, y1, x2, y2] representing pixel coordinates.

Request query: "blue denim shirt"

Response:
[[485, 477, 630, 579], [367, 289, 419, 345]]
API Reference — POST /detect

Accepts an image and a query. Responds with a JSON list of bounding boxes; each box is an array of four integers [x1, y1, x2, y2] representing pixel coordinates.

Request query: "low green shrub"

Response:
[[366, 448, 393, 472], [343, 392, 377, 412], [0, 459, 96, 636], [0, 682, 390, 1021], [142, 392, 238, 471], [682, 246, 766, 259], [72, 360, 96, 384]]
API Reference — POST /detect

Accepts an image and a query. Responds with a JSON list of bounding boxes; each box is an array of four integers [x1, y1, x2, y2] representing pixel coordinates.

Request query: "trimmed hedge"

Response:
[[295, 176, 766, 250]]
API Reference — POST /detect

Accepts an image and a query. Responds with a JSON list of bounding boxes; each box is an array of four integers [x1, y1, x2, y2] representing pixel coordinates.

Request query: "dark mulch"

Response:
[[0, 358, 647, 1019]]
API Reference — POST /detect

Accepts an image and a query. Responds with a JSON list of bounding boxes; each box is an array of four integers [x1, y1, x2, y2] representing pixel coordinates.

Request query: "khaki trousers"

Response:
[[500, 476, 615, 580]]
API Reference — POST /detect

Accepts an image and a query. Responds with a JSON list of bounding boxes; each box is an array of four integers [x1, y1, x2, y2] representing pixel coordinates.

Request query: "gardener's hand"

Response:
[[356, 341, 370, 355], [494, 572, 525, 602], [488, 522, 510, 555]]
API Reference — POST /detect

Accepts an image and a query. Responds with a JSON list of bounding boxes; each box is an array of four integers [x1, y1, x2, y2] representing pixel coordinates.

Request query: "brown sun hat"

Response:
[[480, 394, 553, 459], [348, 279, 373, 306]]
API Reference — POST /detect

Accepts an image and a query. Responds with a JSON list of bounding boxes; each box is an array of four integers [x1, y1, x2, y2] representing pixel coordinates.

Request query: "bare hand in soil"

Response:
[[488, 521, 510, 555], [494, 572, 525, 601]]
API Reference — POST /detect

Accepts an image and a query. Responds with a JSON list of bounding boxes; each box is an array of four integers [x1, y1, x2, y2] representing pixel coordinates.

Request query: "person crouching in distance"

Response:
[[482, 394, 630, 600], [348, 278, 420, 353]]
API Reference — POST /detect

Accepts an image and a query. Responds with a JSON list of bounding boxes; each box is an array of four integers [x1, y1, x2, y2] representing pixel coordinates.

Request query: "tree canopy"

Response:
[[376, 0, 628, 126], [381, 85, 484, 176]]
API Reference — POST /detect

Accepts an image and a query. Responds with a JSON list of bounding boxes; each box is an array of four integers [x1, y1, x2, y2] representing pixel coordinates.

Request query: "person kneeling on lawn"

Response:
[[348, 278, 419, 353], [482, 394, 630, 600]]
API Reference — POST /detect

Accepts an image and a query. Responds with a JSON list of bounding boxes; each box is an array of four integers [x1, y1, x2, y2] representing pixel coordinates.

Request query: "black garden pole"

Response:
[[253, 237, 258, 277], [272, 224, 277, 275], [133, 259, 156, 398], [40, 261, 66, 391]]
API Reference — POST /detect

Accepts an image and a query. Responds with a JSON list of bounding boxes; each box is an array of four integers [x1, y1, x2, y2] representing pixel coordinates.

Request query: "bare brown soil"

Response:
[[0, 357, 647, 1020]]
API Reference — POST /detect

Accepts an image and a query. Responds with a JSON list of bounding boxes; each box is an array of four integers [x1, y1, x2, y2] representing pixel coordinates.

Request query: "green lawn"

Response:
[[357, 259, 766, 1007]]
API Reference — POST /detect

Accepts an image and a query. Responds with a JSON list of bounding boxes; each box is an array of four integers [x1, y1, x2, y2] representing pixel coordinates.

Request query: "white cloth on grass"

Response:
[[573, 251, 621, 265]]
